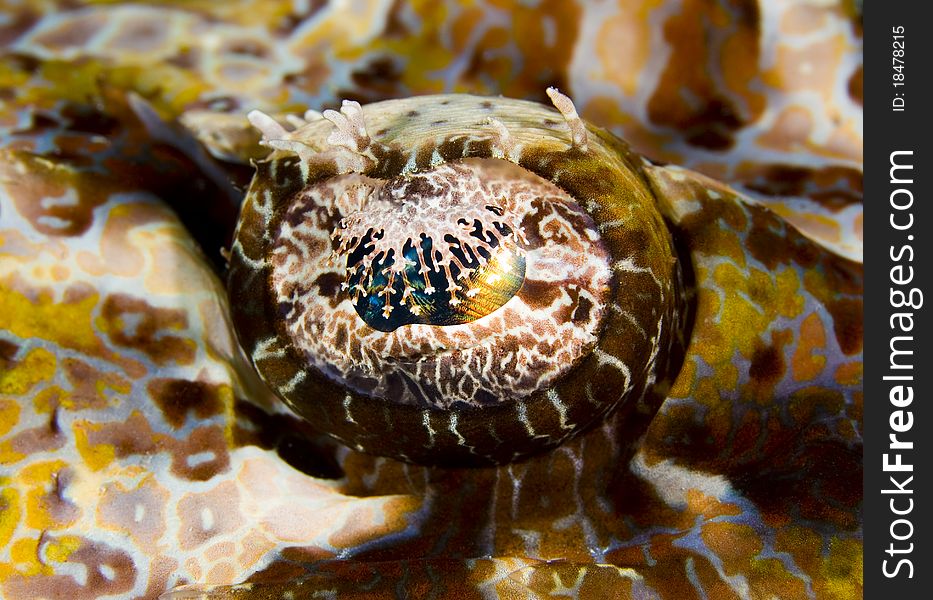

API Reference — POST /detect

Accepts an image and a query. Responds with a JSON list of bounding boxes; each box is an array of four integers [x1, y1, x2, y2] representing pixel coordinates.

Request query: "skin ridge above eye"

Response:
[[227, 92, 689, 466]]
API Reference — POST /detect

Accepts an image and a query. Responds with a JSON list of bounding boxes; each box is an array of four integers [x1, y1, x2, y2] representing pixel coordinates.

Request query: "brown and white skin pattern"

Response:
[[0, 2, 862, 597], [227, 91, 687, 466]]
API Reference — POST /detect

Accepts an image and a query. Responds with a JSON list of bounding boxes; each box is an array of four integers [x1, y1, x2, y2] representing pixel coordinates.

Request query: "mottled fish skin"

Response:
[[0, 1, 861, 599]]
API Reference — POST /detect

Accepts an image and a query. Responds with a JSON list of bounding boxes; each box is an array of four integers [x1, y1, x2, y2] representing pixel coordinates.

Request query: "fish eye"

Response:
[[227, 90, 687, 466]]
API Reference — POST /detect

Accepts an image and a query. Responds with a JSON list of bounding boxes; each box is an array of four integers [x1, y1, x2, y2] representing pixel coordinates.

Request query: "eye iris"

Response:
[[343, 229, 526, 332]]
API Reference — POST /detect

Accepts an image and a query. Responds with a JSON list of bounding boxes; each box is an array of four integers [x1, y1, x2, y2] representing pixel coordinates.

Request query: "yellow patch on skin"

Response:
[[0, 484, 21, 551], [0, 347, 56, 396], [684, 489, 742, 520], [327, 494, 422, 551], [8, 538, 45, 577], [32, 386, 63, 414], [702, 263, 767, 364], [793, 312, 827, 382], [0, 280, 103, 359], [0, 441, 25, 464], [0, 399, 19, 437], [700, 521, 762, 574], [763, 202, 844, 247], [714, 360, 739, 393], [834, 361, 862, 386], [0, 533, 82, 579], [73, 419, 117, 472], [0, 535, 81, 577], [41, 534, 83, 564], [821, 537, 863, 599], [667, 357, 696, 398]]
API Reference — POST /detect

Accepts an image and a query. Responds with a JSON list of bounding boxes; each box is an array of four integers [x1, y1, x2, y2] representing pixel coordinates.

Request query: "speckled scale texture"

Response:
[[0, 1, 862, 599]]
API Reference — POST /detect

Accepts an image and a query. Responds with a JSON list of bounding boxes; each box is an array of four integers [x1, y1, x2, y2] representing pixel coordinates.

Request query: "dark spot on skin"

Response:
[[350, 57, 402, 95], [100, 294, 195, 366], [58, 103, 122, 137], [519, 279, 564, 310], [3, 52, 40, 75], [730, 0, 761, 29], [749, 341, 784, 384], [333, 323, 347, 349], [543, 119, 559, 127], [480, 100, 494, 110], [686, 128, 734, 151], [375, 128, 388, 136], [277, 301, 294, 319], [747, 165, 862, 211], [314, 272, 343, 299], [0, 338, 19, 370], [48, 404, 60, 435], [431, 119, 448, 126], [745, 207, 822, 271], [570, 296, 593, 323], [224, 39, 269, 58], [369, 144, 408, 178], [406, 110, 420, 117], [826, 297, 863, 355], [848, 65, 863, 105], [391, 172, 436, 199], [165, 46, 201, 70], [147, 378, 225, 429], [413, 144, 434, 171], [440, 99, 450, 105]]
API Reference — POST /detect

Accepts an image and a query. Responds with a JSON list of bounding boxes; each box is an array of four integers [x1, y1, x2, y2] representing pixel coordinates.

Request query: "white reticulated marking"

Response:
[[610, 305, 648, 339], [545, 87, 588, 151], [546, 389, 574, 431], [252, 335, 286, 361], [422, 411, 436, 446], [517, 401, 547, 439], [343, 394, 357, 424], [278, 369, 306, 394], [597, 218, 634, 232], [592, 349, 632, 391], [449, 413, 467, 446]]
